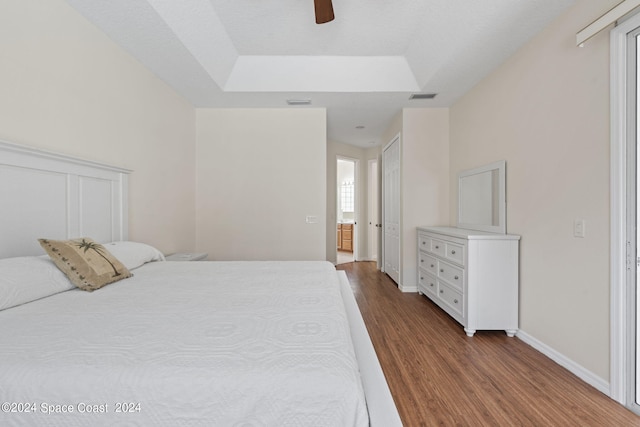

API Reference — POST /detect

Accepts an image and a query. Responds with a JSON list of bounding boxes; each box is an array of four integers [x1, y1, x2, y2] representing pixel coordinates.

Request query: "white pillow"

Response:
[[103, 241, 165, 270], [0, 256, 75, 311]]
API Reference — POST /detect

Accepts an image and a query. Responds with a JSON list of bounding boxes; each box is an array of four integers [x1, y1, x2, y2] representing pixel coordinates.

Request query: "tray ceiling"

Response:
[[65, 0, 576, 146]]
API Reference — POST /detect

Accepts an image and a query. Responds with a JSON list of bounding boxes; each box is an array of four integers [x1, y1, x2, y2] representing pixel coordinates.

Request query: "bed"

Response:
[[0, 141, 402, 426]]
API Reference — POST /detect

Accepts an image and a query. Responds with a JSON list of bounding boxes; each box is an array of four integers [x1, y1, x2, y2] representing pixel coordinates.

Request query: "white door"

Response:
[[383, 135, 400, 284], [612, 12, 640, 414], [368, 159, 378, 261], [633, 26, 640, 412], [627, 23, 640, 414]]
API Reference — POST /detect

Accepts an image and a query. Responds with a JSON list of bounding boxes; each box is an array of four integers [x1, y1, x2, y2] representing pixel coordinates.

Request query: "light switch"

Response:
[[574, 219, 586, 238], [306, 215, 318, 224]]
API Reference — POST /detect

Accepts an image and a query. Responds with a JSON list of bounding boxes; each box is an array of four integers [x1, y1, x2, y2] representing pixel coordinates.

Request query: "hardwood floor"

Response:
[[337, 261, 640, 427]]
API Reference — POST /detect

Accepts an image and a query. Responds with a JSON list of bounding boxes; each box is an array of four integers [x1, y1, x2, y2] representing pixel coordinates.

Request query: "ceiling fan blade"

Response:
[[314, 0, 334, 24]]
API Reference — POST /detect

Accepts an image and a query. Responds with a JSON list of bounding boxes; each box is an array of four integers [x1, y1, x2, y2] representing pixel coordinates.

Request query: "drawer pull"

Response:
[[439, 289, 443, 294], [420, 259, 424, 263], [440, 268, 444, 273], [454, 299, 459, 304], [420, 276, 424, 280], [454, 275, 459, 280], [430, 264, 434, 268], [435, 245, 440, 249], [451, 250, 456, 254], [430, 283, 434, 287], [422, 241, 426, 245]]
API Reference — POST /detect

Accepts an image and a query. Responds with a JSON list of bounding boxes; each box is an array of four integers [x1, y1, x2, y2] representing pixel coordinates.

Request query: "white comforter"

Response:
[[0, 261, 368, 426]]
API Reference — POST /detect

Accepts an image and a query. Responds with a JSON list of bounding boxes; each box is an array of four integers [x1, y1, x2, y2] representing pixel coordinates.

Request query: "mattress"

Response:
[[0, 261, 369, 426]]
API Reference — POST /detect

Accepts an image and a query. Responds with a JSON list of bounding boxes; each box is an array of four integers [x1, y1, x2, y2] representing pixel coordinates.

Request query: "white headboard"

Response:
[[0, 141, 131, 258]]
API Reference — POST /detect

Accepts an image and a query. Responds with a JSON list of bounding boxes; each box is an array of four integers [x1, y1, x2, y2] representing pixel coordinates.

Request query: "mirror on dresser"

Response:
[[457, 160, 506, 234]]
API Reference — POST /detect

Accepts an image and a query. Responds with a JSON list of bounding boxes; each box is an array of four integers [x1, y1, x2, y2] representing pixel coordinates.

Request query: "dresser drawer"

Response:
[[418, 270, 437, 298], [445, 242, 464, 265], [418, 252, 438, 275], [438, 281, 463, 317], [418, 234, 430, 252], [437, 260, 464, 291], [430, 238, 446, 257]]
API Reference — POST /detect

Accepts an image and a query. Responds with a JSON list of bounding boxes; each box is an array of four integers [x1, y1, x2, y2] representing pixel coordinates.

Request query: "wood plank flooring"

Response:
[[337, 261, 640, 427]]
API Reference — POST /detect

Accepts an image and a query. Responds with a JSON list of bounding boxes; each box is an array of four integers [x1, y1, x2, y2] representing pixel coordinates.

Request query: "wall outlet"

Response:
[[574, 219, 586, 238]]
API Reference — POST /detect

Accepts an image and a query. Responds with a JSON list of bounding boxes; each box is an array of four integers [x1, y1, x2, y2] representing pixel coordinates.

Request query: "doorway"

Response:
[[337, 157, 358, 265]]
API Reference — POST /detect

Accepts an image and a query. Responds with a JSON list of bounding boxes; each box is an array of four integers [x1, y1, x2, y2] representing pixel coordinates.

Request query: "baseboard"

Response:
[[399, 284, 418, 293], [516, 330, 610, 396]]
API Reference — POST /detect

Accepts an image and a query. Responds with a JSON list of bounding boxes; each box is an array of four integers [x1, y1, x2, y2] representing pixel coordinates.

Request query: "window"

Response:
[[340, 181, 354, 212]]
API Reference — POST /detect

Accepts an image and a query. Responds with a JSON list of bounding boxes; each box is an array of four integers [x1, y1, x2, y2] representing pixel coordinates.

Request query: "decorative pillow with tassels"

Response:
[[39, 238, 132, 291]]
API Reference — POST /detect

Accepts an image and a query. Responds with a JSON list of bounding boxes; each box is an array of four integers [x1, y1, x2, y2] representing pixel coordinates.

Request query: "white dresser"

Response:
[[417, 226, 520, 337]]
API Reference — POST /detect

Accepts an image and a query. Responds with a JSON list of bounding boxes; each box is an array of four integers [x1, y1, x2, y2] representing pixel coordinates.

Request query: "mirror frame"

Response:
[[457, 160, 506, 234]]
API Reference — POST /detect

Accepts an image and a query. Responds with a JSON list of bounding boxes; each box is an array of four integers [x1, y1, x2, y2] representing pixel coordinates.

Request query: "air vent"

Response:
[[286, 99, 312, 105], [409, 93, 437, 100]]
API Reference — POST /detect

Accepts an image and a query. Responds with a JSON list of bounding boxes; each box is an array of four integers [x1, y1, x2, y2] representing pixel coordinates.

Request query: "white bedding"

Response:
[[0, 261, 369, 426]]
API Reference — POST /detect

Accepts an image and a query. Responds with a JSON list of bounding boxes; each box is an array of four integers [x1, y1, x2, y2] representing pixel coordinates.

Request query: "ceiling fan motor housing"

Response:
[[314, 0, 334, 24]]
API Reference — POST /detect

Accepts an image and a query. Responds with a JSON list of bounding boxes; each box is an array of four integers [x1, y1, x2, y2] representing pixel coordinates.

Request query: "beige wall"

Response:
[[381, 112, 403, 149], [401, 109, 450, 289], [0, 0, 197, 255], [378, 109, 450, 289], [196, 109, 327, 261], [450, 0, 618, 380]]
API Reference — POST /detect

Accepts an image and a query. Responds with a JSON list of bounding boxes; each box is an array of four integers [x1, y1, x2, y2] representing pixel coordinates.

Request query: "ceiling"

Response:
[[65, 0, 576, 147]]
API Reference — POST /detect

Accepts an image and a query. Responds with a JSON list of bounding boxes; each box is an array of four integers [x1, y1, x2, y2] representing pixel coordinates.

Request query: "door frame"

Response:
[[610, 12, 640, 408], [336, 155, 359, 262]]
